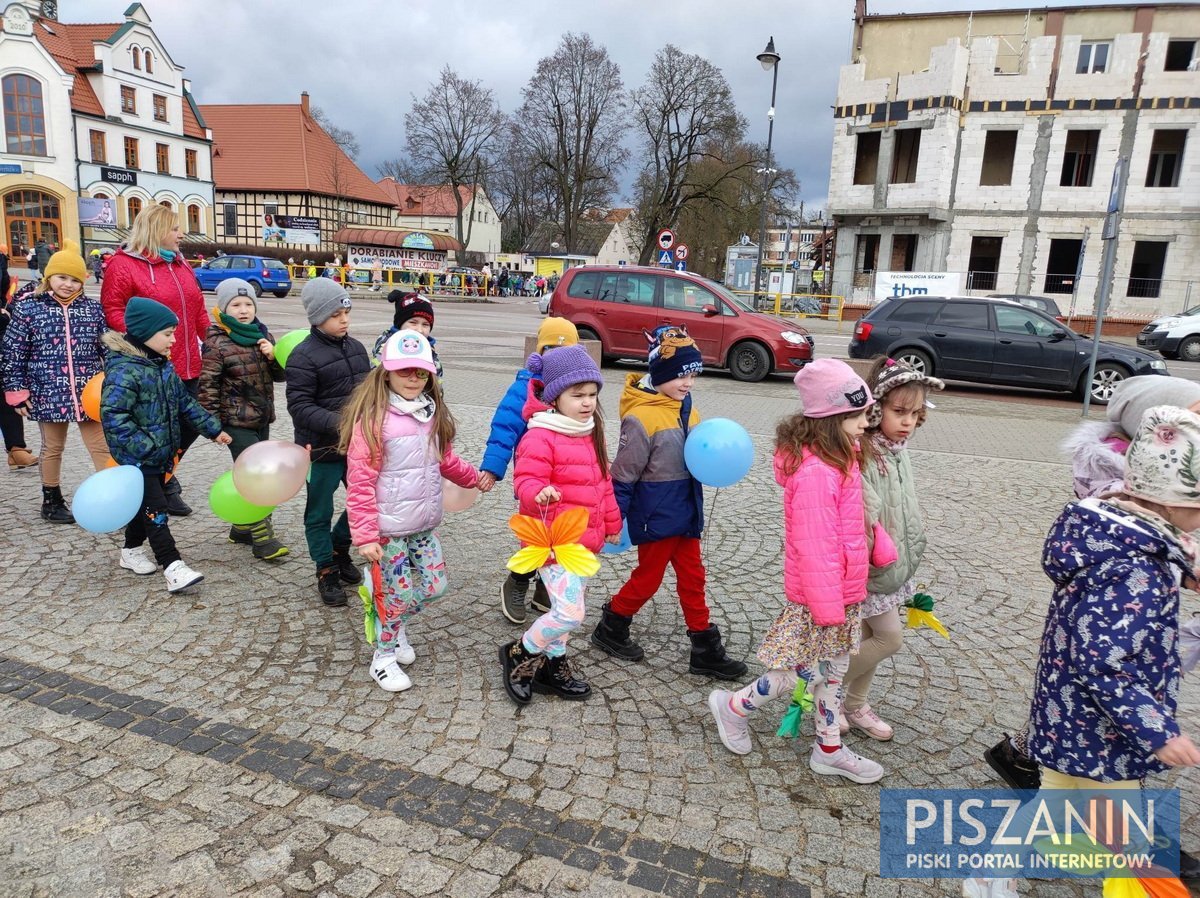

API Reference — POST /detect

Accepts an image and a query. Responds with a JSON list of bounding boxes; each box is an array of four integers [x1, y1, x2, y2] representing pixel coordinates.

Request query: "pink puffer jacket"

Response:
[[774, 447, 868, 626]]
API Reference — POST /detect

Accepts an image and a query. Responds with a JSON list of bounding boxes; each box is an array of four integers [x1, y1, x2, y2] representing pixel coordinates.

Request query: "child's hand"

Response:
[[534, 486, 561, 505], [477, 471, 496, 493], [1155, 735, 1200, 767], [359, 543, 383, 564], [214, 431, 233, 446], [605, 533, 621, 545], [258, 339, 275, 360]]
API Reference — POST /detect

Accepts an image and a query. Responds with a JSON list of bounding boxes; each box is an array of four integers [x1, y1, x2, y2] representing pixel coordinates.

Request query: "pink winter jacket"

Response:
[[774, 447, 869, 626], [345, 403, 478, 546]]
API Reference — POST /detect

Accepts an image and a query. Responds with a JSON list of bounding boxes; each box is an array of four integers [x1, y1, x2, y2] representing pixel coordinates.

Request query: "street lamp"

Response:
[[754, 36, 781, 304]]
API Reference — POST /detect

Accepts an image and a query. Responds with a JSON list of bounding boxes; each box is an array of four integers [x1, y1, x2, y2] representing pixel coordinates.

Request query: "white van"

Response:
[[1137, 306, 1200, 361]]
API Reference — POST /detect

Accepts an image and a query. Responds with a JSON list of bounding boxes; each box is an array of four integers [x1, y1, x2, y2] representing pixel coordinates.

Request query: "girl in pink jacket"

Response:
[[500, 344, 622, 706], [341, 330, 480, 693], [708, 359, 885, 784]]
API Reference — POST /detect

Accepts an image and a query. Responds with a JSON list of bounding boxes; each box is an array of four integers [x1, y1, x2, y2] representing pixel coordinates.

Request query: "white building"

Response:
[[377, 179, 503, 261], [826, 2, 1199, 316]]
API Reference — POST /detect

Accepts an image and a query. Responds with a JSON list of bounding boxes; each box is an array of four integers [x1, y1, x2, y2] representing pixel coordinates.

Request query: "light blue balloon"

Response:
[[73, 464, 145, 533], [684, 418, 754, 488], [602, 520, 632, 554]]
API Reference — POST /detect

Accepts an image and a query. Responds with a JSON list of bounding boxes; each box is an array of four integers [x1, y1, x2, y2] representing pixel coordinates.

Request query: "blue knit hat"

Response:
[[530, 343, 603, 404], [647, 324, 703, 386], [125, 296, 178, 342]]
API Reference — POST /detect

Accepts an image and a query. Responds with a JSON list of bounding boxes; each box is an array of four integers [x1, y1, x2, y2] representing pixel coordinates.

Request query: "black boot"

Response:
[[590, 603, 644, 661], [532, 653, 592, 700], [687, 625, 748, 680], [500, 640, 543, 705], [228, 524, 253, 545], [984, 734, 1042, 790], [317, 567, 347, 607], [249, 516, 289, 561], [529, 575, 551, 613], [332, 544, 362, 585], [40, 485, 74, 524], [163, 475, 192, 517], [1180, 848, 1199, 885]]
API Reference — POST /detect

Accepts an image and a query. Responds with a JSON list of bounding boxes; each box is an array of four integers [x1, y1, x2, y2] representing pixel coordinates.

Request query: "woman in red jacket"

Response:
[[101, 204, 209, 515]]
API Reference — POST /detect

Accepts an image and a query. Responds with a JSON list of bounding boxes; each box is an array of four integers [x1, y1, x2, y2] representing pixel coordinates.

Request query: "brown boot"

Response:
[[7, 447, 37, 470]]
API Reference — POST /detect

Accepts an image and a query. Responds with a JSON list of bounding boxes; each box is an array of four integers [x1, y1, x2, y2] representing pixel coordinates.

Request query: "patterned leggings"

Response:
[[376, 530, 447, 651], [521, 564, 586, 658], [729, 653, 852, 746]]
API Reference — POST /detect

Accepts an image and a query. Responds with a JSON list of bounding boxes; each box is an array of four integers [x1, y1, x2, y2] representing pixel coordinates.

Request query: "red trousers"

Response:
[[610, 536, 710, 631]]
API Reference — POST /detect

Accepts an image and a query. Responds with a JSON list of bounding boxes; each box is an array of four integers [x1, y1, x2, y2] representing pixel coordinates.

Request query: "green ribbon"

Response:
[[776, 677, 814, 739], [906, 592, 935, 612]]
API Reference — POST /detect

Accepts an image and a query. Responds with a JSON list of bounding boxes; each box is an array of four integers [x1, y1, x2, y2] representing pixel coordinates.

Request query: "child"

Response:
[[2, 245, 110, 522], [708, 359, 884, 783], [841, 357, 944, 740], [372, 292, 443, 381], [481, 316, 580, 624], [591, 324, 746, 679], [342, 330, 480, 692], [287, 278, 372, 606], [499, 344, 622, 705], [198, 278, 288, 560], [100, 297, 231, 592]]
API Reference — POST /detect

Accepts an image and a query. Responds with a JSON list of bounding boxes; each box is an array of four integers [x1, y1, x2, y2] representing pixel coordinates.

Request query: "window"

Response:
[[144, 50, 153, 73], [663, 279, 720, 313], [126, 196, 142, 223], [123, 136, 139, 170], [995, 306, 1057, 337], [1127, 241, 1168, 298], [222, 202, 237, 237], [967, 236, 1003, 291], [890, 235, 918, 272], [155, 143, 169, 174], [886, 300, 941, 324], [855, 234, 880, 273], [1076, 41, 1110, 74], [1145, 130, 1186, 188], [853, 132, 880, 186], [186, 204, 201, 233], [131, 46, 141, 70], [263, 203, 278, 217], [120, 86, 136, 115], [1043, 238, 1084, 294], [207, 257, 230, 271], [158, 201, 173, 211], [231, 257, 254, 270], [980, 131, 1017, 186], [566, 271, 601, 299], [1059, 130, 1099, 187], [2, 74, 47, 156], [153, 94, 167, 122], [890, 129, 921, 183], [89, 130, 106, 164], [595, 273, 655, 306], [933, 303, 989, 329], [1165, 40, 1196, 72], [184, 148, 197, 179]]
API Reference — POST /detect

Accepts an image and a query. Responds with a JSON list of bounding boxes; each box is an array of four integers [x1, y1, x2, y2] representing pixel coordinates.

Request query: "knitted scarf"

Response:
[[527, 410, 594, 436], [212, 306, 265, 347]]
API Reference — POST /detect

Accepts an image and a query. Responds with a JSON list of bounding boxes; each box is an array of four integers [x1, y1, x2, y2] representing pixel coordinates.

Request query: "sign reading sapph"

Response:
[[348, 244, 446, 272]]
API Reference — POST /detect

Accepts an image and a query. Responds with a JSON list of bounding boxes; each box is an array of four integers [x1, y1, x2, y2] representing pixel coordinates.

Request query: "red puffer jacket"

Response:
[[100, 248, 209, 380]]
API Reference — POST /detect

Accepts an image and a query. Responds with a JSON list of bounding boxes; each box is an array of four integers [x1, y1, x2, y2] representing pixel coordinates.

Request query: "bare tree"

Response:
[[489, 127, 560, 252], [515, 34, 627, 255], [377, 154, 426, 183], [310, 105, 361, 160], [405, 66, 504, 252]]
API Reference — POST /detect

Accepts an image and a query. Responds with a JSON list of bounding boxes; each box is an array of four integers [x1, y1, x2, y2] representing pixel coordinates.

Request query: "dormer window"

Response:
[[131, 45, 140, 70], [144, 49, 153, 73]]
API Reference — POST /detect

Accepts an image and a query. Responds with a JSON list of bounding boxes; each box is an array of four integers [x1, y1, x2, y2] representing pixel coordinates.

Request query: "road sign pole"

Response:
[[1081, 157, 1128, 418]]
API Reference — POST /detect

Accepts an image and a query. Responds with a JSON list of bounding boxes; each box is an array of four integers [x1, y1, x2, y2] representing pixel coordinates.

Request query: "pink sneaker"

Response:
[[845, 704, 894, 741], [809, 744, 884, 784]]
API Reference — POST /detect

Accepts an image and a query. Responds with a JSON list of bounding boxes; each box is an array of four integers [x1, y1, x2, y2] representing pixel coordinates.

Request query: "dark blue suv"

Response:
[[848, 295, 1166, 404], [195, 255, 292, 298]]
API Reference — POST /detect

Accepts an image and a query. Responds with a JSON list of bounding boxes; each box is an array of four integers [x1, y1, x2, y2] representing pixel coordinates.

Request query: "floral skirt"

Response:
[[861, 577, 915, 619], [756, 602, 863, 671]]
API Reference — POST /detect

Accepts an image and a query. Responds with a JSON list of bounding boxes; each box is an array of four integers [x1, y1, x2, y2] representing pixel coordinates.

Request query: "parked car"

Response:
[[848, 295, 1166, 403], [545, 265, 814, 382], [987, 293, 1064, 319], [1137, 305, 1200, 361], [195, 255, 292, 298]]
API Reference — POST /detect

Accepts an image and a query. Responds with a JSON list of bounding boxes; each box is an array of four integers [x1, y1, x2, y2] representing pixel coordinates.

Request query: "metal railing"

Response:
[[734, 290, 846, 326]]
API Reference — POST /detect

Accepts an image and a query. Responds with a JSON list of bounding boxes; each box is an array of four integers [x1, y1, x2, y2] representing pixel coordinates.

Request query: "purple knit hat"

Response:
[[793, 359, 873, 418], [530, 343, 603, 403]]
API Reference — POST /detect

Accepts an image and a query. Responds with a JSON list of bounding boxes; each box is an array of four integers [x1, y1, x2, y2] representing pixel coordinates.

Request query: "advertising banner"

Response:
[[347, 245, 446, 272], [874, 271, 962, 303], [261, 214, 320, 246], [78, 197, 118, 227]]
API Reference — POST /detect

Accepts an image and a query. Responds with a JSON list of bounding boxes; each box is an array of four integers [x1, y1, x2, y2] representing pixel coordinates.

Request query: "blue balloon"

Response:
[[602, 520, 632, 554], [684, 418, 755, 488], [73, 464, 145, 533]]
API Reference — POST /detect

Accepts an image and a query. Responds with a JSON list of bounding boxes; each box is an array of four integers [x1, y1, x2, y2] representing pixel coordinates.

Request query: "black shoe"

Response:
[[501, 574, 529, 624], [532, 653, 592, 701], [40, 485, 74, 524], [249, 516, 289, 561], [332, 545, 362, 585], [984, 734, 1041, 790], [590, 602, 644, 661], [500, 640, 543, 706], [687, 625, 748, 680], [317, 567, 347, 607], [163, 476, 192, 517], [529, 576, 551, 614], [1180, 848, 1199, 884], [228, 525, 253, 546]]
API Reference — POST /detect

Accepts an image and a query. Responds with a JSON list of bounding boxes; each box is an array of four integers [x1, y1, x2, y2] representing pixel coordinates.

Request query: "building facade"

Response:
[[0, 1, 215, 256], [377, 179, 502, 261], [827, 3, 1198, 315]]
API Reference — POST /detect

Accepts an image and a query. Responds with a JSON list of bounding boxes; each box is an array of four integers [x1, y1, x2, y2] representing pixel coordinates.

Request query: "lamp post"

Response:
[[753, 36, 781, 304], [550, 240, 562, 277]]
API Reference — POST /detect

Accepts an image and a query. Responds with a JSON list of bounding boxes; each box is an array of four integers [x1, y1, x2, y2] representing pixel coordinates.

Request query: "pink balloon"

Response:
[[232, 441, 310, 506], [442, 479, 478, 513]]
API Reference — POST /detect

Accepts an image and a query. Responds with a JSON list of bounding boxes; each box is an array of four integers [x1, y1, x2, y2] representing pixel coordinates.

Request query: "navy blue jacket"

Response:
[[285, 327, 370, 462]]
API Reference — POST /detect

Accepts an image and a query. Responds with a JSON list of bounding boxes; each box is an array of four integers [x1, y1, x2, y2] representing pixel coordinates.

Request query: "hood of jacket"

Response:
[[1062, 419, 1128, 500], [102, 329, 160, 364], [521, 377, 553, 422], [1043, 498, 1192, 587]]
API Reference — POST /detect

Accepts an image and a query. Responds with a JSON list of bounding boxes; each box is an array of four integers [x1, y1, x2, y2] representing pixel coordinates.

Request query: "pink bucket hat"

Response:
[[793, 359, 873, 418]]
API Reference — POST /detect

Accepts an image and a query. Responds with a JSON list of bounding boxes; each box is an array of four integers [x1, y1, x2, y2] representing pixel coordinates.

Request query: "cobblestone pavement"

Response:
[[0, 298, 1195, 897]]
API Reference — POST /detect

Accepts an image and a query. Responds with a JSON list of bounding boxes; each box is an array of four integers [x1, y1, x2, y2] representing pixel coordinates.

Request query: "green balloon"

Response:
[[273, 329, 310, 369], [208, 470, 274, 525]]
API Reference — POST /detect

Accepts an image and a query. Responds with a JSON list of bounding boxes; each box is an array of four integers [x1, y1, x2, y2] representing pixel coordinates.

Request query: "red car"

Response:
[[545, 266, 814, 381]]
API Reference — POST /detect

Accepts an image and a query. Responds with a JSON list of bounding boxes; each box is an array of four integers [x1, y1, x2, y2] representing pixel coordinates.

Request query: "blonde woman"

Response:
[[101, 203, 209, 516]]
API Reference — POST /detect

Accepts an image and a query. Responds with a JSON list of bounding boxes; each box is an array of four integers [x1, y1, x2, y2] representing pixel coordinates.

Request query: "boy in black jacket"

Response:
[[286, 278, 371, 606]]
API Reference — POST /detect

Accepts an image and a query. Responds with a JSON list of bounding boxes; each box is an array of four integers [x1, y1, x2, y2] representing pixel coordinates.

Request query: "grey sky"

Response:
[[71, 0, 1100, 217]]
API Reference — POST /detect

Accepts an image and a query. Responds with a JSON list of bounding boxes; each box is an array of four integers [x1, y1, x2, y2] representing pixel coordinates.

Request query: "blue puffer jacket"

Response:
[[100, 331, 220, 472], [1027, 498, 1186, 782], [481, 368, 533, 480]]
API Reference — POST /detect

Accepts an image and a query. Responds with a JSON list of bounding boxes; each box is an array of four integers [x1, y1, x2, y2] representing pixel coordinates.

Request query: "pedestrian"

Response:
[[371, 257, 383, 292], [26, 246, 37, 273], [91, 251, 104, 284], [342, 329, 480, 692], [197, 278, 289, 561], [2, 244, 110, 521], [842, 357, 944, 740], [591, 325, 746, 678], [34, 239, 50, 274], [285, 278, 371, 607], [499, 344, 623, 705], [484, 317, 580, 622], [708, 359, 884, 783], [0, 242, 33, 470], [100, 297, 232, 592], [372, 292, 442, 381], [101, 204, 209, 517]]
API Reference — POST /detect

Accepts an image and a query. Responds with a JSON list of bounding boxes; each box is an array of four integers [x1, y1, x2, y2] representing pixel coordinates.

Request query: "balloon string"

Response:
[[703, 488, 720, 556]]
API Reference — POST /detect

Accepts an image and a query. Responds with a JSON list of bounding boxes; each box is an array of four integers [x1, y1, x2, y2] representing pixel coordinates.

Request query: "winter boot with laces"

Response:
[[529, 575, 551, 614], [332, 544, 362, 585], [687, 625, 748, 680], [162, 476, 192, 517], [499, 640, 544, 705], [249, 515, 289, 561], [532, 653, 592, 701], [590, 603, 644, 661], [500, 574, 530, 624], [317, 567, 347, 607], [41, 485, 74, 524]]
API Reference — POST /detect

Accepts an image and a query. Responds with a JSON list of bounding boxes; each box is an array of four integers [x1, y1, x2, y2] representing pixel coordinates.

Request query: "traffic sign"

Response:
[[674, 243, 689, 261], [675, 260, 687, 272], [657, 229, 676, 251], [739, 234, 752, 247], [813, 270, 825, 283], [790, 259, 801, 271], [658, 250, 674, 266]]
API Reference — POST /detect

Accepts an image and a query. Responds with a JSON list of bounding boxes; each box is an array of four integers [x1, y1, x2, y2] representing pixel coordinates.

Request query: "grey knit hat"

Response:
[[1124, 405, 1200, 508], [301, 277, 352, 325], [1107, 376, 1200, 439], [216, 278, 257, 314]]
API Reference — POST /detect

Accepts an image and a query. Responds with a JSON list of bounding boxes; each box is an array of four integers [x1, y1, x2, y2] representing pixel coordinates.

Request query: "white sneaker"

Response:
[[393, 624, 416, 666], [809, 744, 885, 783], [370, 651, 412, 693], [846, 704, 894, 741], [163, 560, 203, 593], [708, 689, 752, 755], [120, 547, 157, 575]]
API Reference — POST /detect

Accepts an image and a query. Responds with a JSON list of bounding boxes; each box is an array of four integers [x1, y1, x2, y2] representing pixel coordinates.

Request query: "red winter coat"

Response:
[[101, 248, 209, 380]]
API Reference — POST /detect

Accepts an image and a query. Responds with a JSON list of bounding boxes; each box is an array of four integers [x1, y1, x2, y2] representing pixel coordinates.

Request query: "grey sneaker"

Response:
[[708, 689, 752, 755], [500, 575, 529, 624]]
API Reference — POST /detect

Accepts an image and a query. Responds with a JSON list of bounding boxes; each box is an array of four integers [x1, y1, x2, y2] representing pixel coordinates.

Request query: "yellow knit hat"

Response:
[[536, 317, 579, 352], [41, 247, 88, 286]]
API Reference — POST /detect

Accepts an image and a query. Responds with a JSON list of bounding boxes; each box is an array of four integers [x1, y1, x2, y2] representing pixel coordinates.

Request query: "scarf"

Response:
[[157, 249, 177, 263], [527, 410, 594, 436], [636, 373, 691, 434], [212, 306, 265, 347], [388, 391, 435, 423]]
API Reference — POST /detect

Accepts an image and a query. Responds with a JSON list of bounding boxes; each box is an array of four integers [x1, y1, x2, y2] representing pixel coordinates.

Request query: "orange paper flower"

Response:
[[507, 507, 600, 577]]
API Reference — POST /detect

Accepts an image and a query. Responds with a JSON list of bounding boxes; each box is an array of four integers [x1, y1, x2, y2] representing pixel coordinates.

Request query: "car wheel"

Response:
[[1083, 362, 1128, 404], [273, 290, 289, 298], [248, 281, 263, 298], [1179, 336, 1200, 363], [893, 348, 934, 376], [575, 327, 613, 363], [728, 341, 771, 382]]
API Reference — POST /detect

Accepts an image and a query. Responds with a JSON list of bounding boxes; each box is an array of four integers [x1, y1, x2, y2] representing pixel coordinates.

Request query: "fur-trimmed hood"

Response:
[[1062, 419, 1127, 500], [102, 329, 152, 360]]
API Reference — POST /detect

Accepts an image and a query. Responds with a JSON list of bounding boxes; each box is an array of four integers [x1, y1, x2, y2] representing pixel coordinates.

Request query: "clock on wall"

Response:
[[41, 1, 57, 19]]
